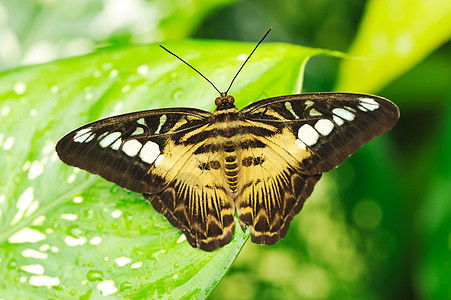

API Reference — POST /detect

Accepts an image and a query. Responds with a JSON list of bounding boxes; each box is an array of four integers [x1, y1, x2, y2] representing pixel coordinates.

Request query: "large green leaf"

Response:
[[335, 0, 451, 93], [0, 40, 327, 298]]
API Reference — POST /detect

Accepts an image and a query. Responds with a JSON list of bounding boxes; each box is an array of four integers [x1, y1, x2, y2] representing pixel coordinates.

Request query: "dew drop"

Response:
[[171, 88, 183, 102], [7, 258, 18, 269], [120, 281, 132, 291], [87, 270, 103, 281]]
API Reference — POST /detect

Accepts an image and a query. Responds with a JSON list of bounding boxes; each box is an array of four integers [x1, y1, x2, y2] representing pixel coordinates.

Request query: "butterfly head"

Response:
[[215, 92, 236, 110]]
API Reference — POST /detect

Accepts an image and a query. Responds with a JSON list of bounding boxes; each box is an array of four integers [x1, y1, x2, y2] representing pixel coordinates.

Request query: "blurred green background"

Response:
[[0, 0, 450, 299]]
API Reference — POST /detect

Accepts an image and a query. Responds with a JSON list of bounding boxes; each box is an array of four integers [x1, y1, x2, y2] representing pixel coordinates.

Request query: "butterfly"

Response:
[[56, 28, 399, 251]]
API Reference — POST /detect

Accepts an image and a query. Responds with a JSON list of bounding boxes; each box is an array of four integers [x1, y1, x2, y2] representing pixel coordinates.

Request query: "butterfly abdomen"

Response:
[[211, 108, 242, 194], [224, 151, 239, 193]]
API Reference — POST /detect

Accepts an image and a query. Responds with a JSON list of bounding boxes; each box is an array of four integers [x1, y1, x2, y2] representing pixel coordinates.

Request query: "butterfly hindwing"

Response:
[[144, 127, 236, 251], [236, 131, 322, 244], [241, 92, 400, 175]]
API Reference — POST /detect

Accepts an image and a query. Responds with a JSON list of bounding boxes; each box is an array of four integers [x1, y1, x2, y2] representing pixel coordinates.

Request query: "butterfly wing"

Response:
[[143, 133, 236, 251], [56, 108, 235, 251], [241, 92, 400, 175], [237, 92, 399, 244]]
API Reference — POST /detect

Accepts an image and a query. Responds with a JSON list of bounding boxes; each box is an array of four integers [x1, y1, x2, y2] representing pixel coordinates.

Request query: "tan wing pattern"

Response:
[[143, 132, 235, 251], [235, 123, 321, 245], [57, 91, 399, 251]]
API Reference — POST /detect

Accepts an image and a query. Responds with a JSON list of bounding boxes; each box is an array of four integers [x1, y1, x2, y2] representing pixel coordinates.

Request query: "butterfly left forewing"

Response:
[[56, 108, 212, 193]]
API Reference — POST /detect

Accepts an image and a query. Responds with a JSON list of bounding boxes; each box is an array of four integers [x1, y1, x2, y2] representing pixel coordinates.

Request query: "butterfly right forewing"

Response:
[[241, 92, 400, 175]]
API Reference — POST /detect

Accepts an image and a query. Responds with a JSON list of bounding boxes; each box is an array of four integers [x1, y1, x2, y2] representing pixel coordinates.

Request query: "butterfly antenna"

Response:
[[159, 44, 222, 95], [225, 27, 272, 95]]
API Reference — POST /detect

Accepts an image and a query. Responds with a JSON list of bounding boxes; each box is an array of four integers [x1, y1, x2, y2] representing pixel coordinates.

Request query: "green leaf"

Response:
[[335, 0, 451, 93], [0, 40, 326, 298]]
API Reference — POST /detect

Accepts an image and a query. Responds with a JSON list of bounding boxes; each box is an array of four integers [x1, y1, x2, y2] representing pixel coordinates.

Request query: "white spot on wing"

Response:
[[110, 138, 122, 150], [140, 141, 160, 164], [155, 155, 165, 166], [137, 118, 146, 126], [122, 139, 142, 157], [298, 124, 319, 146], [285, 102, 299, 119], [358, 104, 368, 112], [155, 114, 167, 134], [333, 116, 345, 126], [332, 108, 355, 121], [132, 127, 144, 136], [359, 97, 380, 111], [309, 108, 322, 117], [314, 119, 334, 136], [304, 100, 314, 109], [295, 139, 306, 150], [99, 132, 121, 148], [73, 128, 92, 143]]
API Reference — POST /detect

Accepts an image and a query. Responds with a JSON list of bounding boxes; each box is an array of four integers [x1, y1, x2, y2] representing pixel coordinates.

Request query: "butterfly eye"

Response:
[[227, 95, 235, 105], [215, 97, 222, 106]]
